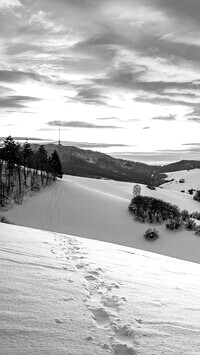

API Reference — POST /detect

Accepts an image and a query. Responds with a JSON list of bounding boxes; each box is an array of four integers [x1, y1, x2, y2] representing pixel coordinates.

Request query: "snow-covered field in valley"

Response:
[[4, 174, 200, 263], [1, 223, 200, 355], [162, 169, 200, 192]]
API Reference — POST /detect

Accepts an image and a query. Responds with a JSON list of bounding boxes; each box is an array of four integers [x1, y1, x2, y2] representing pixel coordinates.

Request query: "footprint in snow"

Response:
[[90, 307, 112, 329], [54, 319, 64, 324], [67, 279, 73, 283], [85, 336, 93, 341], [101, 295, 122, 312], [111, 342, 137, 355], [76, 262, 87, 269], [85, 269, 103, 282], [85, 274, 98, 282], [64, 297, 73, 302], [113, 325, 135, 345]]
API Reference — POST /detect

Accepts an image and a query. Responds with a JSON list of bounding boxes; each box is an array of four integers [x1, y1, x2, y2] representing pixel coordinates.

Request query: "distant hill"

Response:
[[13, 143, 199, 185], [31, 143, 166, 185], [159, 160, 200, 173], [1, 139, 200, 184]]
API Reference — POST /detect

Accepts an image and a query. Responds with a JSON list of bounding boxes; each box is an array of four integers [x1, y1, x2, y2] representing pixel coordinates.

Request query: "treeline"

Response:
[[0, 136, 63, 208]]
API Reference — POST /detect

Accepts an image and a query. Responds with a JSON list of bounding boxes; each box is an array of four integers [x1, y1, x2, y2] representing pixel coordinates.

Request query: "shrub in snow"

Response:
[[144, 228, 159, 241], [195, 225, 200, 235], [147, 185, 156, 190], [188, 189, 194, 195], [190, 211, 200, 220], [181, 209, 190, 221], [0, 216, 12, 224], [193, 190, 200, 202], [179, 178, 185, 183], [132, 184, 141, 197], [181, 190, 185, 193], [129, 195, 180, 223], [185, 218, 196, 231], [166, 218, 182, 230]]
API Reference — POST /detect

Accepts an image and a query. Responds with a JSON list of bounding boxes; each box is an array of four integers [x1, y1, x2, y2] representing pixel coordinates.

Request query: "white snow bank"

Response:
[[0, 223, 200, 355], [3, 175, 200, 263]]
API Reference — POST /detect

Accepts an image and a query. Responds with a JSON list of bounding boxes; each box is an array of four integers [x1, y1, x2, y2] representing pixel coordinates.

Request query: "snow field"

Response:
[[161, 169, 200, 193], [1, 223, 200, 354], [3, 174, 200, 263]]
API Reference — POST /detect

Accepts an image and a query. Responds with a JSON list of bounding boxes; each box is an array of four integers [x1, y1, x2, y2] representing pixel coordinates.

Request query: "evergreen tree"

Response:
[[50, 150, 63, 179], [22, 141, 33, 186], [2, 136, 19, 192], [38, 145, 48, 185]]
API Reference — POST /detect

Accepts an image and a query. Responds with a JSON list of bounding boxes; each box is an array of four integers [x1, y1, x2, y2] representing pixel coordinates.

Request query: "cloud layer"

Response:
[[1, 0, 200, 156]]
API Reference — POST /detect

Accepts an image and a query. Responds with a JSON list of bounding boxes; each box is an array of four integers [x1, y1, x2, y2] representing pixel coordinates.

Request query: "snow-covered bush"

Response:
[[147, 185, 156, 190], [166, 218, 182, 230], [193, 190, 200, 202], [185, 218, 196, 231], [190, 211, 200, 220], [129, 195, 180, 223], [179, 178, 185, 183], [181, 209, 190, 221], [0, 216, 12, 224], [195, 225, 200, 235], [132, 184, 141, 197], [144, 228, 159, 241]]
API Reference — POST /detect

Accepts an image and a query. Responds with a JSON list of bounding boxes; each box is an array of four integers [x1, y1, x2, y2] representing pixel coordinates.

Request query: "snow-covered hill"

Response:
[[3, 175, 200, 263], [1, 223, 200, 355], [162, 169, 200, 193]]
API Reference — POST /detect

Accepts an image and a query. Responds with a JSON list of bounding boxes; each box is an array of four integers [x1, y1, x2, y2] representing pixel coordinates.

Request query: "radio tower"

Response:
[[58, 124, 61, 146]]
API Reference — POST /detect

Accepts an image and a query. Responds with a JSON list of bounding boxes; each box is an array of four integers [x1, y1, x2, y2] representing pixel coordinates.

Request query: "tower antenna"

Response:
[[58, 124, 61, 145]]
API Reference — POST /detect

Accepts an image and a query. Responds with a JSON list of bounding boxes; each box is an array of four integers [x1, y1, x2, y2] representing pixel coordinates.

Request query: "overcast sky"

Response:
[[1, 0, 200, 162]]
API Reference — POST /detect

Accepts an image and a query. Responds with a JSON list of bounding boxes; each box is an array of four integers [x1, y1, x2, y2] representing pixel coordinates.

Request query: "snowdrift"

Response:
[[0, 223, 200, 355], [4, 175, 200, 263]]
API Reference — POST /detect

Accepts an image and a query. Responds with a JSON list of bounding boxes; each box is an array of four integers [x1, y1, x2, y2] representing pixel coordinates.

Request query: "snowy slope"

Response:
[[0, 223, 200, 355], [3, 174, 200, 263], [162, 169, 200, 193]]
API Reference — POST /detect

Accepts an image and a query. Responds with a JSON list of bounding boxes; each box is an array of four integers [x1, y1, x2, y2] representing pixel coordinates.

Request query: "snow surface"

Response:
[[4, 175, 200, 263], [162, 169, 200, 193], [1, 222, 200, 355]]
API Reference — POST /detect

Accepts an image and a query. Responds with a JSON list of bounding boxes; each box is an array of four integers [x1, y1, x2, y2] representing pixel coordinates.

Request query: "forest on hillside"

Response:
[[0, 136, 63, 209]]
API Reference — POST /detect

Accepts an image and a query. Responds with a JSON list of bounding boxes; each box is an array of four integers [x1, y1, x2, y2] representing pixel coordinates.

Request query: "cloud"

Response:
[[151, 114, 176, 121], [72, 86, 109, 106], [96, 117, 118, 120], [135, 96, 195, 108], [0, 0, 22, 10], [47, 120, 121, 129], [9, 95, 42, 102], [6, 43, 45, 56], [52, 141, 131, 149], [187, 117, 200, 123], [182, 143, 200, 146], [2, 0, 200, 146], [0, 95, 41, 109], [184, 108, 200, 122], [0, 70, 43, 83], [0, 136, 51, 141]]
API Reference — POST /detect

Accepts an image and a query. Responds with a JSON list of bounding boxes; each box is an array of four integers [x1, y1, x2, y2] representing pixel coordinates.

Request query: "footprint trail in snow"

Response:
[[51, 233, 139, 355]]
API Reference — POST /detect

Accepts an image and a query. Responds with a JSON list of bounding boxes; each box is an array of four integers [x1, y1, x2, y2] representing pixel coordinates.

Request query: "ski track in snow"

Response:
[[51, 233, 139, 354]]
